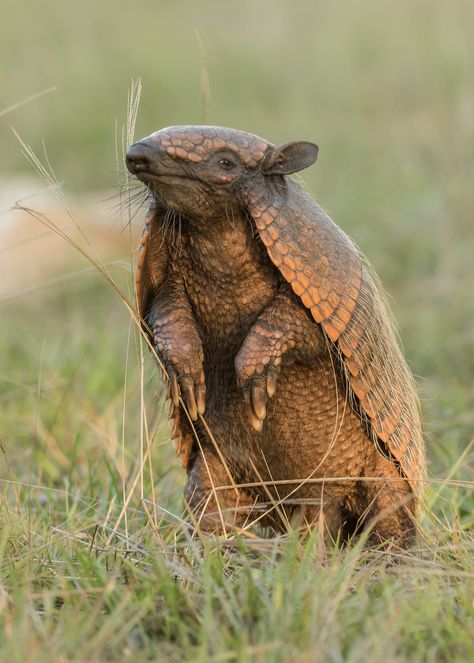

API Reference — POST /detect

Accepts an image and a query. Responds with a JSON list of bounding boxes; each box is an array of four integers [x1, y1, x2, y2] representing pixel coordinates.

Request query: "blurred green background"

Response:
[[1, 1, 473, 659]]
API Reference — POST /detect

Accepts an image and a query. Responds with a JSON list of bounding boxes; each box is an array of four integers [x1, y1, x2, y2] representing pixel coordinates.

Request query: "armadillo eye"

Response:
[[218, 157, 236, 171]]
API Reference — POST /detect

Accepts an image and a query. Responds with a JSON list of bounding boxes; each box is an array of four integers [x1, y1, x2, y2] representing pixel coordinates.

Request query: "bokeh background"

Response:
[[0, 1, 473, 659]]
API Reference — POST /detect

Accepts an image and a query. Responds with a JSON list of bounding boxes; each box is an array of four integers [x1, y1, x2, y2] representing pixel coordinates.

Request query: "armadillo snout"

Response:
[[126, 142, 152, 175]]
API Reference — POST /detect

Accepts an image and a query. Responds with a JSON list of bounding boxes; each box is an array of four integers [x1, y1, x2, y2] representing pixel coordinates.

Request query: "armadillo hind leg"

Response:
[[287, 499, 345, 543], [184, 450, 256, 532], [362, 452, 417, 548]]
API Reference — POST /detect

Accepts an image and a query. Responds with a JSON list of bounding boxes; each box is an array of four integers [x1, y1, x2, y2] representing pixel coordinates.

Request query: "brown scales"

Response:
[[128, 125, 425, 546]]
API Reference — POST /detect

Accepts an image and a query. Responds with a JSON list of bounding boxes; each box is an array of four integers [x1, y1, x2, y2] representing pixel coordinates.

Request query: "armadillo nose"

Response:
[[126, 142, 152, 175]]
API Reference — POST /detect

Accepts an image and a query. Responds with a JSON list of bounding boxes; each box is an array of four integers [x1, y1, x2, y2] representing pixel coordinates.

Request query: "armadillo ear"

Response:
[[261, 141, 319, 175]]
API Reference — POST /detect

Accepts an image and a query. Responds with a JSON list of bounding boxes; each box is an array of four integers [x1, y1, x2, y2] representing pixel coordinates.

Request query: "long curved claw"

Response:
[[252, 380, 267, 421], [237, 354, 282, 431], [246, 403, 264, 432], [165, 363, 206, 420], [168, 366, 180, 407], [242, 388, 263, 432], [181, 376, 198, 420], [196, 384, 206, 416], [196, 370, 206, 415], [266, 365, 280, 398]]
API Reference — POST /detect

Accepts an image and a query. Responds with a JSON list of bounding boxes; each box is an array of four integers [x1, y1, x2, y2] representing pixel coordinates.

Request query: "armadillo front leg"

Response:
[[235, 285, 326, 430], [146, 274, 206, 420]]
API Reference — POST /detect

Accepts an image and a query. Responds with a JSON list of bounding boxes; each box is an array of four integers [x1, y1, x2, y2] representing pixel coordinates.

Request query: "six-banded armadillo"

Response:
[[126, 125, 425, 546]]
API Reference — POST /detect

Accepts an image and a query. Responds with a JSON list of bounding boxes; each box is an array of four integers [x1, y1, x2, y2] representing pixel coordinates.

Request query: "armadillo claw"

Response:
[[165, 364, 206, 421], [168, 367, 180, 407], [246, 403, 264, 432], [236, 355, 282, 429], [181, 377, 198, 420], [266, 365, 280, 399], [252, 380, 267, 421], [196, 384, 206, 416]]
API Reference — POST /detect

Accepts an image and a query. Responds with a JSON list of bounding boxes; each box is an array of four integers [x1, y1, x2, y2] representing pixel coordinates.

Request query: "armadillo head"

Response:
[[126, 125, 318, 220]]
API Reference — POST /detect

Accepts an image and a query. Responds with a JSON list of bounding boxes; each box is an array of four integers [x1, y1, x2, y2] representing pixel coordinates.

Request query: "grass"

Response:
[[1, 0, 474, 660]]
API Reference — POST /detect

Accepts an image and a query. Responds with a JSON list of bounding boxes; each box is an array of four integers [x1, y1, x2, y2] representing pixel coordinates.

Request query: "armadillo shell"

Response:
[[245, 180, 425, 498]]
